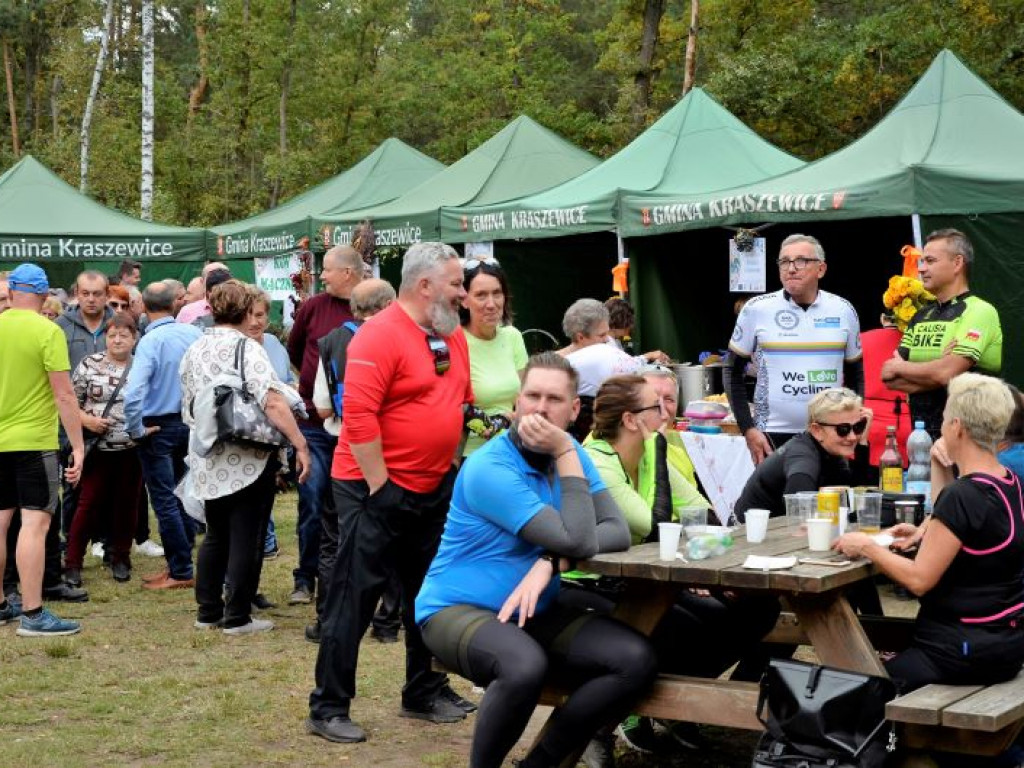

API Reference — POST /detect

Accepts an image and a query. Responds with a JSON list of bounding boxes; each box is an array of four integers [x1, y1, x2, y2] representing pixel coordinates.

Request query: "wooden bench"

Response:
[[886, 671, 1024, 756]]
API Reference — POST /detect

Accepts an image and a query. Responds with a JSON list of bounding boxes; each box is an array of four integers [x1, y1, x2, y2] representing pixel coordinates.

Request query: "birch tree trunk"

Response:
[[3, 40, 19, 158], [140, 0, 155, 220], [80, 0, 115, 192], [682, 0, 699, 96]]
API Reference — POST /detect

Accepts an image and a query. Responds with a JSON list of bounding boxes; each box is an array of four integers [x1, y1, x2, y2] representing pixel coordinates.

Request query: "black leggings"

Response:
[[423, 601, 657, 768]]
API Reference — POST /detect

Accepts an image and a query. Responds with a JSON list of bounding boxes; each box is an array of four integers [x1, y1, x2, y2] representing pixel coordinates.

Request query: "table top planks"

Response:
[[580, 517, 875, 594]]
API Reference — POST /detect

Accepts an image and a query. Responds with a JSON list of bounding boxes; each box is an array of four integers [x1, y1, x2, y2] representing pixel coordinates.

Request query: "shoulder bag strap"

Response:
[[100, 356, 134, 421], [234, 336, 248, 386]]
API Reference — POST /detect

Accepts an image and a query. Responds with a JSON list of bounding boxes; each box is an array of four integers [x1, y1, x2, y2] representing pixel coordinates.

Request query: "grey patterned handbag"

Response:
[[213, 338, 287, 450]]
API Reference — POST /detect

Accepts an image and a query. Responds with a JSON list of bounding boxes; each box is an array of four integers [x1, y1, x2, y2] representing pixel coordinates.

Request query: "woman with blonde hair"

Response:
[[836, 373, 1024, 690], [734, 387, 873, 522]]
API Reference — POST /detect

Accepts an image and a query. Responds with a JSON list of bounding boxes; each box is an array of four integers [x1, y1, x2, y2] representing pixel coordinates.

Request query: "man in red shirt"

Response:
[[286, 245, 363, 605], [306, 242, 473, 744]]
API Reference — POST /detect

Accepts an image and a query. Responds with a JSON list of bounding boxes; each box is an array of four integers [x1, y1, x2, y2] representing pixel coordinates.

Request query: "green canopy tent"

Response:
[[318, 116, 600, 248], [439, 88, 804, 242], [620, 50, 1024, 385], [0, 155, 212, 288], [213, 138, 444, 259]]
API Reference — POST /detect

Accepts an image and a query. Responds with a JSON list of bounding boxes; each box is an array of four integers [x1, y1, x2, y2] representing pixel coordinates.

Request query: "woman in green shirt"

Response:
[[582, 375, 781, 753], [460, 259, 527, 456]]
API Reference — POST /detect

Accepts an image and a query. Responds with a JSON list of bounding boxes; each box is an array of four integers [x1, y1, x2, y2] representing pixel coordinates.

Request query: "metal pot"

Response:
[[673, 363, 726, 413]]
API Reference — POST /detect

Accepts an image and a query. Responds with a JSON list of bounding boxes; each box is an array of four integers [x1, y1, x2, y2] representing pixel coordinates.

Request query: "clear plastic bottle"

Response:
[[905, 421, 933, 514]]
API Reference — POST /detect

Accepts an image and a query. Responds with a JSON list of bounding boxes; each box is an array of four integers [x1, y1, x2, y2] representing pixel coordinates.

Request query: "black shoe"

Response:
[[305, 716, 366, 743], [111, 562, 131, 583], [438, 684, 478, 714], [62, 568, 83, 588], [43, 582, 89, 602], [371, 629, 399, 644], [252, 593, 276, 611], [399, 697, 467, 724], [304, 621, 321, 644]]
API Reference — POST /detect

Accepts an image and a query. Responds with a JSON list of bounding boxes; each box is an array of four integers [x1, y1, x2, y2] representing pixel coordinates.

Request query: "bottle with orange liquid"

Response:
[[879, 426, 904, 494]]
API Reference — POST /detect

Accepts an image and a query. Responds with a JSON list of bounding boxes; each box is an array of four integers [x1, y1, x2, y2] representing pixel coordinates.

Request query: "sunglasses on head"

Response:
[[463, 257, 500, 272], [815, 418, 868, 438], [426, 333, 450, 376]]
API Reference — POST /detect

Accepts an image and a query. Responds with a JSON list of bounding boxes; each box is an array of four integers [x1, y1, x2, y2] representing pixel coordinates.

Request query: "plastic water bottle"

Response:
[[906, 421, 933, 514]]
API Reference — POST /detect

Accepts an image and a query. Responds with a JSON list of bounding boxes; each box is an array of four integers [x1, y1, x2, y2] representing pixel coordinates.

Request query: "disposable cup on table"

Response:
[[784, 494, 806, 536], [806, 518, 833, 552], [745, 508, 770, 543], [795, 492, 818, 536], [858, 492, 883, 533], [658, 522, 683, 561], [678, 507, 707, 529]]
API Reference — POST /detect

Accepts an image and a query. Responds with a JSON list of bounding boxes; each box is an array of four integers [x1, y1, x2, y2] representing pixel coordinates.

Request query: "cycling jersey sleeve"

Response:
[[953, 299, 1002, 367]]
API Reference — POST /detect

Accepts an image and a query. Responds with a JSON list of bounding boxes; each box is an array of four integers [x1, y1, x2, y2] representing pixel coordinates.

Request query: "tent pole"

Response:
[[911, 214, 923, 248]]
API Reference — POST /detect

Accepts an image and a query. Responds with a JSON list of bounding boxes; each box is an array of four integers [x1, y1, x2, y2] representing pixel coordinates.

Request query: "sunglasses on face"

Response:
[[426, 333, 450, 376], [815, 418, 868, 438]]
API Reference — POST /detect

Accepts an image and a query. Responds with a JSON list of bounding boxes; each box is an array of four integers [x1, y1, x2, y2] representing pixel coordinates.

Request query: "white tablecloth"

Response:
[[681, 431, 755, 525]]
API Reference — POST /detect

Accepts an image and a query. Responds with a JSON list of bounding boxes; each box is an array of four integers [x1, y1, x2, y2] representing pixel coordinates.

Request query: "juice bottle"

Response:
[[879, 425, 904, 493]]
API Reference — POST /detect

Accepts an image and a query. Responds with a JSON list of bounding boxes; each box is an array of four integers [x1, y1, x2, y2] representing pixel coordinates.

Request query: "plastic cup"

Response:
[[858, 492, 883, 533], [658, 522, 683, 561], [745, 508, 770, 543], [784, 494, 805, 536], [806, 518, 833, 552], [678, 507, 708, 529]]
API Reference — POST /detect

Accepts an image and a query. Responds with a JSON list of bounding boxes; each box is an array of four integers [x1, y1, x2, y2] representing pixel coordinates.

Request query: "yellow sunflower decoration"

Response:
[[882, 275, 935, 331]]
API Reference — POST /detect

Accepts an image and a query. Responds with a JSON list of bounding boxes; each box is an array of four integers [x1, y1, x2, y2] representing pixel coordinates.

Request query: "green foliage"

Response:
[[0, 0, 1020, 225]]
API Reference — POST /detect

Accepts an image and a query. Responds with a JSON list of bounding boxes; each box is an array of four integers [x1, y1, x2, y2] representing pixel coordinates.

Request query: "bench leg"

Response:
[[900, 720, 1024, 756], [788, 592, 887, 677]]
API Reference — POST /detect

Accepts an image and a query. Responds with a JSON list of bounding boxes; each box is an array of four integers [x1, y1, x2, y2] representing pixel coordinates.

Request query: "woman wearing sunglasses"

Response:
[[734, 387, 873, 522]]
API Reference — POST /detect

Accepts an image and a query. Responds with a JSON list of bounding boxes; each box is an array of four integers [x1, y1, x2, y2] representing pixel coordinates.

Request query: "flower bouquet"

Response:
[[882, 275, 934, 330]]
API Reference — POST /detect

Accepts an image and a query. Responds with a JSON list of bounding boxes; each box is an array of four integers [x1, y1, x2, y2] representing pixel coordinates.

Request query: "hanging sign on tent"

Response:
[[254, 254, 302, 299], [728, 237, 766, 293]]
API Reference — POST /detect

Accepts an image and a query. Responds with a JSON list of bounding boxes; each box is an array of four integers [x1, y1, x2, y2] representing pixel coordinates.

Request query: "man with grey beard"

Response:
[[307, 242, 474, 744]]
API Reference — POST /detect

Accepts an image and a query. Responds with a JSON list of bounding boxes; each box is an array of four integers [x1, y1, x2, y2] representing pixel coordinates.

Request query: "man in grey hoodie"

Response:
[[56, 271, 113, 374]]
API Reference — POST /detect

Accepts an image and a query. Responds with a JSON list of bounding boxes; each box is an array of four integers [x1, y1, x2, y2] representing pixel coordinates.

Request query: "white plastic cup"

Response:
[[806, 518, 833, 552], [745, 508, 770, 543], [658, 522, 683, 561], [678, 507, 708, 529]]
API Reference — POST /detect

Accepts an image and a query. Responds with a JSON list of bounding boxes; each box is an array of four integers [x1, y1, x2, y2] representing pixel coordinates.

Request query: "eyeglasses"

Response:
[[108, 301, 128, 310], [631, 402, 663, 415], [463, 257, 500, 271], [777, 257, 821, 271], [815, 418, 868, 438], [426, 333, 451, 376]]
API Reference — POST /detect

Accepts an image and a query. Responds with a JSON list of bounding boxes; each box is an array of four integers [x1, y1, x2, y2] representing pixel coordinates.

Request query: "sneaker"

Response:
[[90, 542, 104, 559], [252, 593, 276, 611], [581, 731, 617, 768], [370, 629, 399, 644], [141, 574, 195, 590], [223, 618, 274, 636], [194, 618, 224, 630], [0, 598, 23, 625], [17, 608, 81, 637], [304, 621, 321, 644], [63, 567, 83, 588], [142, 569, 169, 584], [399, 697, 467, 724], [134, 539, 165, 558], [111, 562, 131, 583], [288, 585, 313, 605], [305, 716, 366, 743], [616, 716, 659, 754], [438, 684, 478, 714], [42, 582, 89, 603], [263, 546, 280, 560]]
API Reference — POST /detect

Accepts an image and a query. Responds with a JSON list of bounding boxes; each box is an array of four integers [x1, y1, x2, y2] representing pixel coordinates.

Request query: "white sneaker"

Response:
[[223, 619, 274, 636], [90, 542, 104, 559], [134, 540, 165, 558]]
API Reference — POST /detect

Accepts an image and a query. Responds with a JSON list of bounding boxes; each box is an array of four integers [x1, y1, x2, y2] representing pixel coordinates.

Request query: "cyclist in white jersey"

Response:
[[726, 234, 863, 465]]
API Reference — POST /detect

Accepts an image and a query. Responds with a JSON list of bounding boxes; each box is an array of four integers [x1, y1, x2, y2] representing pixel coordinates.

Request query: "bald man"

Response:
[[286, 245, 364, 606]]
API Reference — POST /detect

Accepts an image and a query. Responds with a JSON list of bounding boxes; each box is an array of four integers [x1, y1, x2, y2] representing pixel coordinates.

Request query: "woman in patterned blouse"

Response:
[[180, 280, 310, 635]]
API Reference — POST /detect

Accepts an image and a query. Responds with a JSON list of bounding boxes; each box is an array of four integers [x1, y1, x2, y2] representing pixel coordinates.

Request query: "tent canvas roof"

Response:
[[0, 155, 208, 260], [214, 138, 444, 258], [621, 50, 1024, 236], [440, 88, 804, 242], [320, 116, 599, 247]]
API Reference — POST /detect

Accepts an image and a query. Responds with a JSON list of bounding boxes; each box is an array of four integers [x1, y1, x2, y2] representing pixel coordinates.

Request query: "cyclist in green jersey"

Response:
[[882, 229, 1002, 439]]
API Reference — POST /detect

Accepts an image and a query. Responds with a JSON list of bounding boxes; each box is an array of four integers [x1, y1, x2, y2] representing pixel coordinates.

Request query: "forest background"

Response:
[[1, 0, 1022, 229]]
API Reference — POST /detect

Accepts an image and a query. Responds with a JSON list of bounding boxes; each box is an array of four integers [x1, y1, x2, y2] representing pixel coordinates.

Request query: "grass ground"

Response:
[[0, 492, 919, 768]]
